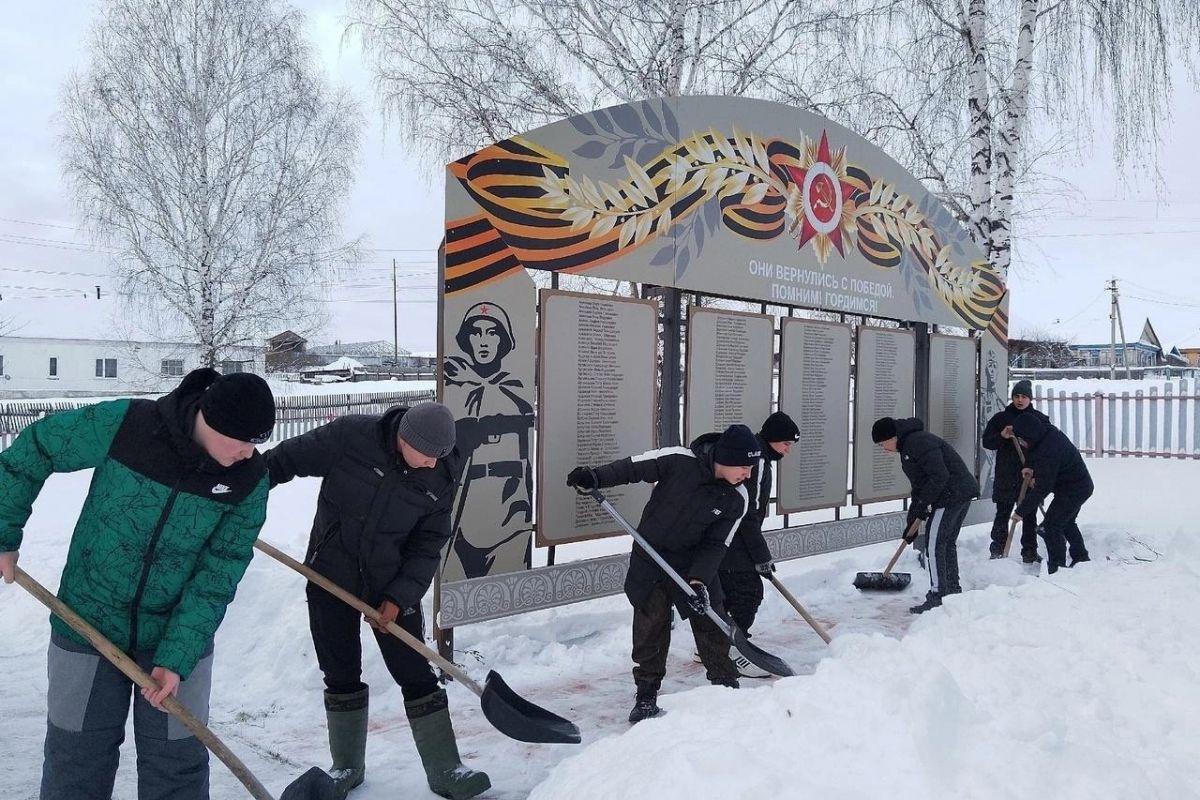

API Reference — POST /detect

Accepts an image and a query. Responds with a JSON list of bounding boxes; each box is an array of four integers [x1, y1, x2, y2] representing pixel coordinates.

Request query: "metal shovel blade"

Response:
[[480, 670, 582, 744], [729, 626, 795, 678], [278, 767, 337, 800], [853, 571, 912, 591]]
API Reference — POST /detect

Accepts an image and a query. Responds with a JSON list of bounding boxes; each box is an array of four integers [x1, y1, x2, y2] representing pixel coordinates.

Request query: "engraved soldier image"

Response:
[[442, 301, 534, 579]]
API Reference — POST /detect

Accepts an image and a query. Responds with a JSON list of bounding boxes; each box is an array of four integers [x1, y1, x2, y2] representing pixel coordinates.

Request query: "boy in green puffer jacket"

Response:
[[0, 367, 275, 800]]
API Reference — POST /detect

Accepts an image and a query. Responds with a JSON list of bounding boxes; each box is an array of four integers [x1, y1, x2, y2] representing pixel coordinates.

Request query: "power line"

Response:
[[0, 216, 79, 231], [0, 265, 111, 277]]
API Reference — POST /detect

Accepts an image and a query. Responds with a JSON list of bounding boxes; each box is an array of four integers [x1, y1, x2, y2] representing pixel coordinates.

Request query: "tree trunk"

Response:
[[989, 0, 1039, 280], [962, 0, 992, 250]]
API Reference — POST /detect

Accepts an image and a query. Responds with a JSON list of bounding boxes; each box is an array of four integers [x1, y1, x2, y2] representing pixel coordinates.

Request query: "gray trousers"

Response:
[[41, 632, 213, 800]]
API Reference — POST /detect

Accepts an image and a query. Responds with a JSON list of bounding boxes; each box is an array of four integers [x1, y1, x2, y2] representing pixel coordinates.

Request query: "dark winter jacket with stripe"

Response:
[[0, 369, 269, 679], [981, 403, 1050, 504], [590, 433, 749, 615], [264, 407, 462, 609], [896, 417, 980, 512], [718, 432, 776, 572], [1012, 413, 1094, 518]]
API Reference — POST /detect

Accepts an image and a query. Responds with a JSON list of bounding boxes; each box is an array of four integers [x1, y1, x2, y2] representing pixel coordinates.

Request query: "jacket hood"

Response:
[[1012, 412, 1049, 445], [379, 405, 407, 458], [894, 417, 924, 442], [154, 368, 218, 458], [759, 432, 784, 462], [690, 432, 722, 474]]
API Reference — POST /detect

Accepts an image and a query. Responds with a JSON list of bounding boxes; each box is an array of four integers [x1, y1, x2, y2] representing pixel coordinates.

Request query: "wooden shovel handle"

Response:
[[13, 568, 275, 800], [1002, 474, 1033, 557], [767, 575, 832, 644], [882, 518, 922, 576], [252, 539, 486, 698]]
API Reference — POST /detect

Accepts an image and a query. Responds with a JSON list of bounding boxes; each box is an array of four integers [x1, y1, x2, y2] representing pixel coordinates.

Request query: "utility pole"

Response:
[[1112, 278, 1131, 379], [1108, 278, 1118, 379], [392, 258, 399, 368]]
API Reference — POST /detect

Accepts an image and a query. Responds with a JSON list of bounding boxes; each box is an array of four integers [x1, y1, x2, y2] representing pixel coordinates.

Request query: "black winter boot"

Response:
[[405, 689, 491, 800], [1021, 550, 1043, 564], [909, 591, 942, 614], [324, 687, 369, 798], [628, 688, 662, 723]]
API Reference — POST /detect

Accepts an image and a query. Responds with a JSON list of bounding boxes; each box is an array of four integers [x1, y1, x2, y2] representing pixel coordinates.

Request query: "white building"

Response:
[[0, 336, 263, 397], [0, 296, 263, 397]]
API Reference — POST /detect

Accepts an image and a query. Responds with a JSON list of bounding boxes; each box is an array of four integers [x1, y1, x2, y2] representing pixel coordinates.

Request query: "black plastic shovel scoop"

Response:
[[255, 540, 581, 745], [853, 519, 919, 591], [15, 567, 336, 800], [582, 488, 796, 679]]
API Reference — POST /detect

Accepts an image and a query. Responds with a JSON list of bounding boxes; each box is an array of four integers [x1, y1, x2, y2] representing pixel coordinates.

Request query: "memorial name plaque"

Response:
[[928, 333, 978, 474], [537, 290, 659, 544], [684, 307, 774, 443], [852, 327, 915, 503], [777, 318, 853, 512]]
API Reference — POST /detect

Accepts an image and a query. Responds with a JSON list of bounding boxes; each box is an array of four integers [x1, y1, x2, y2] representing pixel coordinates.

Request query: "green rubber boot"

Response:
[[404, 689, 491, 800], [325, 687, 369, 798]]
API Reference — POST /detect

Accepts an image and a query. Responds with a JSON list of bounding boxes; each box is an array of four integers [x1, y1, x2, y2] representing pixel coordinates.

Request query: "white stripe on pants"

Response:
[[925, 507, 946, 593]]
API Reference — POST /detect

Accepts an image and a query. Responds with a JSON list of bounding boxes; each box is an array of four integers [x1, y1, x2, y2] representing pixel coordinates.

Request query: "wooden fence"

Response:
[[0, 388, 436, 452], [1034, 380, 1200, 458]]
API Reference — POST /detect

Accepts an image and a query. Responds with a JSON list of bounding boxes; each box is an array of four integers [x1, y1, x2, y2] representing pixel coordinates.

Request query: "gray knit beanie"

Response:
[[397, 402, 457, 458]]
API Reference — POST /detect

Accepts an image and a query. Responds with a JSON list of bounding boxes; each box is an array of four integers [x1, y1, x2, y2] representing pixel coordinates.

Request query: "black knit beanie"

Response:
[[199, 372, 276, 444], [760, 411, 800, 443], [713, 424, 761, 466], [1012, 379, 1033, 399], [871, 417, 898, 443]]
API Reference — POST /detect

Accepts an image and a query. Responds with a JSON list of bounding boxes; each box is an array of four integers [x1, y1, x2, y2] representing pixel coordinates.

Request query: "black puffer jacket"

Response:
[[981, 403, 1050, 503], [264, 407, 462, 609], [896, 417, 980, 510], [590, 433, 749, 615], [718, 432, 776, 572], [1012, 413, 1094, 518]]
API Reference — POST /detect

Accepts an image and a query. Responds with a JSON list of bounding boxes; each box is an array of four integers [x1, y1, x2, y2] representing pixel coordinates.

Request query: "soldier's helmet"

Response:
[[456, 302, 515, 363]]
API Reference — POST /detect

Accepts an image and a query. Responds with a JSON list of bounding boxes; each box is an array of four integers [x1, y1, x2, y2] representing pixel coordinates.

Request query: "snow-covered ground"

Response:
[[1, 457, 1197, 799]]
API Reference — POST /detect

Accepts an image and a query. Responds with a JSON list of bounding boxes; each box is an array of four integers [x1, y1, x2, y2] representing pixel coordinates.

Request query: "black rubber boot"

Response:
[[909, 591, 942, 614], [405, 689, 491, 800], [628, 688, 662, 724], [325, 687, 369, 798]]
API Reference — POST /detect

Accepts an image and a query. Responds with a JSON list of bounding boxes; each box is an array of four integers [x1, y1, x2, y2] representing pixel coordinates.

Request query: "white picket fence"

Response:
[[0, 389, 436, 452], [1033, 380, 1200, 458]]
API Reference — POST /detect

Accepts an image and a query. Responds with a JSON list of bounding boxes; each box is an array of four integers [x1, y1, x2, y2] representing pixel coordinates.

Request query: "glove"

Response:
[[901, 520, 921, 543], [905, 504, 929, 533], [566, 466, 597, 490], [685, 582, 710, 617], [755, 560, 776, 576]]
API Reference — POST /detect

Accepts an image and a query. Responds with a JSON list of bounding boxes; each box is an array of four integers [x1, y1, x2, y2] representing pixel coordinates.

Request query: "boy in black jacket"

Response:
[[713, 411, 799, 679], [981, 379, 1050, 562], [567, 425, 755, 723], [1011, 413, 1093, 574], [265, 402, 490, 800], [873, 417, 980, 614]]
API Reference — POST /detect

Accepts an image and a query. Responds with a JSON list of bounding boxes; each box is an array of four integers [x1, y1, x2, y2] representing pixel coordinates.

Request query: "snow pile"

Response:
[[2, 459, 1197, 799], [530, 487, 1200, 799]]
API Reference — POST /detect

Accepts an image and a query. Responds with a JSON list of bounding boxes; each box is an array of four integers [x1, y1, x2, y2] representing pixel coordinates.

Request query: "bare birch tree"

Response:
[[346, 0, 870, 165], [61, 0, 361, 366], [790, 0, 1200, 279]]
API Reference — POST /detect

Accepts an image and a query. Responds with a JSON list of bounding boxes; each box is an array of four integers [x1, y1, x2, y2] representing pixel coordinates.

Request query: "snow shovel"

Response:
[[852, 518, 920, 591], [766, 574, 832, 645], [578, 488, 796, 678], [253, 539, 581, 745], [13, 567, 334, 800], [1002, 474, 1033, 557]]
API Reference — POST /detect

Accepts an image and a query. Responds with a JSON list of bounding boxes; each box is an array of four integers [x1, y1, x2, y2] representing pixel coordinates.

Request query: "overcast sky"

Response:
[[2, 1, 1199, 353]]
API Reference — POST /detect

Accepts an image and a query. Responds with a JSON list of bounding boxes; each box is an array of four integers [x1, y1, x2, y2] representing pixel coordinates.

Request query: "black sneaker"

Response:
[[1068, 555, 1090, 567], [628, 692, 662, 724], [909, 591, 942, 614], [988, 553, 1005, 560], [1022, 552, 1043, 564]]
